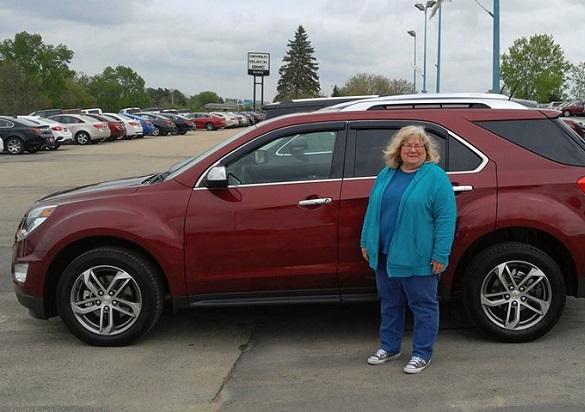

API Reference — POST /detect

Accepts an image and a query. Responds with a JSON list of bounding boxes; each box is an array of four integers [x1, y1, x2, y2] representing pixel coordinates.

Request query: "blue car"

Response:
[[121, 113, 155, 135]]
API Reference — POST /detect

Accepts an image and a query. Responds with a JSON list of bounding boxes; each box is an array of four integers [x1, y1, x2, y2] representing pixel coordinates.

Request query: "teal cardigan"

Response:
[[360, 162, 457, 277]]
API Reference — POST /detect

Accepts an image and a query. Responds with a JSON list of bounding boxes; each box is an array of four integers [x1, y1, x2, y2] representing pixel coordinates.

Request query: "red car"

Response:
[[85, 113, 126, 141], [185, 112, 227, 131], [11, 94, 585, 346], [558, 100, 585, 117]]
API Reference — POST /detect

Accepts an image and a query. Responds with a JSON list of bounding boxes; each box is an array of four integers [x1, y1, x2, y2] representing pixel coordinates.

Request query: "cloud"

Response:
[[0, 0, 583, 103]]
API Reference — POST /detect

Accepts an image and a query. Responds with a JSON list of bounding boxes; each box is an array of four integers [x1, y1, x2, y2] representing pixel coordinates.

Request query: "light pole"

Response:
[[407, 30, 417, 93], [415, 1, 436, 93], [435, 5, 442, 92], [473, 0, 500, 93]]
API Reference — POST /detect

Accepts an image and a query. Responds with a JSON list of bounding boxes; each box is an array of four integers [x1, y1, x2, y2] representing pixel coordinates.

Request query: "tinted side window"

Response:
[[448, 137, 482, 172], [225, 131, 338, 185], [475, 119, 585, 165], [354, 129, 446, 177]]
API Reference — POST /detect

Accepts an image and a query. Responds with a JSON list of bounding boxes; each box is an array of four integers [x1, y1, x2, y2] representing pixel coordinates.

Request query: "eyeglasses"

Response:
[[401, 144, 426, 150]]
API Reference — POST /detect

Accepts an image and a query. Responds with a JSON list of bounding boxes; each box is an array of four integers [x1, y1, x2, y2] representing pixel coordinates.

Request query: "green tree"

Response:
[[274, 25, 320, 101], [0, 62, 49, 114], [188, 91, 223, 110], [87, 65, 149, 112], [146, 87, 188, 108], [500, 34, 570, 102], [569, 62, 585, 100], [331, 84, 341, 97], [62, 74, 98, 109], [0, 31, 74, 109], [340, 73, 413, 96]]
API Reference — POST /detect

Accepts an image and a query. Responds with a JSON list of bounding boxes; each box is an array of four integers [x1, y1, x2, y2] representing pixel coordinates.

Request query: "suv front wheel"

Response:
[[463, 242, 566, 343], [56, 247, 165, 346]]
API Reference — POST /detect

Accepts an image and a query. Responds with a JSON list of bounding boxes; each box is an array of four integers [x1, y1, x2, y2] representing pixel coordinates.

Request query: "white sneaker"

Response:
[[403, 356, 431, 374]]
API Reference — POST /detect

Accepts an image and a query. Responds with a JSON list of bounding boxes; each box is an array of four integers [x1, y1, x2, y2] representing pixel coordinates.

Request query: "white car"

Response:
[[102, 113, 144, 139], [210, 112, 239, 128], [17, 115, 73, 150], [48, 114, 110, 145]]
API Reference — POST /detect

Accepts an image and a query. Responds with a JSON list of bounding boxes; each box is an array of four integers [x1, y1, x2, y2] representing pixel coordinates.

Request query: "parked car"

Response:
[[17, 116, 73, 150], [122, 113, 155, 136], [119, 107, 142, 115], [102, 113, 143, 139], [558, 101, 585, 117], [12, 93, 585, 346], [85, 113, 126, 141], [133, 113, 176, 136], [262, 95, 382, 120], [184, 112, 226, 131], [48, 114, 110, 145], [210, 112, 239, 128], [158, 113, 196, 135], [0, 116, 54, 154], [563, 118, 585, 138]]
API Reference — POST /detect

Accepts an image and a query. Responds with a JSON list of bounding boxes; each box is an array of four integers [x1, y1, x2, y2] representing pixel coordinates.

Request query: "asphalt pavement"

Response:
[[1, 128, 585, 412]]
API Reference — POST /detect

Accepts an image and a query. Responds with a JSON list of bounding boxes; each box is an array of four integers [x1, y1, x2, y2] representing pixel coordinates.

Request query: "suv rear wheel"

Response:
[[56, 247, 165, 346], [463, 242, 566, 343]]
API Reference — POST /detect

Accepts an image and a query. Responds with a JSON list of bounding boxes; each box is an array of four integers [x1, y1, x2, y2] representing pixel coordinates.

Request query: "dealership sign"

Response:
[[248, 52, 270, 76]]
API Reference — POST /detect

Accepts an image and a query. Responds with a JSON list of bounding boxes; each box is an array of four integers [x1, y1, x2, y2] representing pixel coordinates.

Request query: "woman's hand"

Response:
[[431, 259, 445, 274], [361, 247, 369, 262]]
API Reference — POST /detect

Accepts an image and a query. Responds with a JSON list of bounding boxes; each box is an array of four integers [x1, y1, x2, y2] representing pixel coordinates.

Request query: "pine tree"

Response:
[[274, 25, 320, 101]]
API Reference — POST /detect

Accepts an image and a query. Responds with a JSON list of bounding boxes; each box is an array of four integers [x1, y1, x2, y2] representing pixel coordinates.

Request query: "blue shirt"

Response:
[[379, 168, 416, 254]]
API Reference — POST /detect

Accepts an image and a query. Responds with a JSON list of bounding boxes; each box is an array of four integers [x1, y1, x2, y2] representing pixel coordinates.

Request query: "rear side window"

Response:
[[475, 119, 585, 166]]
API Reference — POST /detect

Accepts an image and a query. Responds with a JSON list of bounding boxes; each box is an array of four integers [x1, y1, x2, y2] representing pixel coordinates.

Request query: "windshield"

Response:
[[164, 126, 256, 180]]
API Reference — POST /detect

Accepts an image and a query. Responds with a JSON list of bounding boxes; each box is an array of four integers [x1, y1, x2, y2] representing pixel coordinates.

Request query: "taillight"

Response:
[[30, 128, 45, 133], [51, 126, 63, 131], [165, 120, 174, 125], [578, 177, 585, 193]]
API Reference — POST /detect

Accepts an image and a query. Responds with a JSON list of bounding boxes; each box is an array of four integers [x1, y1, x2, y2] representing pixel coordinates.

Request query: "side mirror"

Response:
[[204, 165, 228, 188]]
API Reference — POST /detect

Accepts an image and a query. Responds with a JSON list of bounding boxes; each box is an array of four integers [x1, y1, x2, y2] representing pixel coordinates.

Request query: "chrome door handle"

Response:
[[453, 185, 473, 192], [298, 198, 333, 206]]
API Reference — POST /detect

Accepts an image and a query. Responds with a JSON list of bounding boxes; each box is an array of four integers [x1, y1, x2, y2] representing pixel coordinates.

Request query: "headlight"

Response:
[[16, 205, 58, 240]]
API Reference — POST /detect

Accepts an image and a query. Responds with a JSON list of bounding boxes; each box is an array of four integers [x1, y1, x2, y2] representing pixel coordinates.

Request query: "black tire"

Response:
[[56, 247, 165, 347], [170, 126, 179, 136], [205, 122, 215, 131], [563, 110, 571, 117], [75, 131, 91, 145], [27, 147, 40, 153], [151, 126, 161, 136], [179, 130, 187, 135], [48, 144, 60, 150], [463, 242, 566, 343], [5, 137, 24, 154]]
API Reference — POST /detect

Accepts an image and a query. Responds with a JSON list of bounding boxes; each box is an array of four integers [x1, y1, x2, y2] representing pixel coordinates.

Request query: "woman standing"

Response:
[[360, 125, 457, 374]]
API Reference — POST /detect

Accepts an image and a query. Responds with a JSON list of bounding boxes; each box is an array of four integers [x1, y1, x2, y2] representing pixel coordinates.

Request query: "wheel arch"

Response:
[[43, 236, 170, 318], [450, 226, 576, 301]]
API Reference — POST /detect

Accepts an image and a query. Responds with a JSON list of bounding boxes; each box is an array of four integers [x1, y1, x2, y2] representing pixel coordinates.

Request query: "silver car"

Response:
[[48, 114, 110, 145]]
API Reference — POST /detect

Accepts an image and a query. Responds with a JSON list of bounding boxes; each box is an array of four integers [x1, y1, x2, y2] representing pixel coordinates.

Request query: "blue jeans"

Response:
[[375, 256, 440, 361]]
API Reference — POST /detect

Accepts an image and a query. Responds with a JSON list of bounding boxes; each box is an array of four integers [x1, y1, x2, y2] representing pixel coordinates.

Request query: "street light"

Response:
[[415, 1, 436, 93], [435, 5, 442, 92], [407, 30, 417, 93], [473, 0, 500, 92]]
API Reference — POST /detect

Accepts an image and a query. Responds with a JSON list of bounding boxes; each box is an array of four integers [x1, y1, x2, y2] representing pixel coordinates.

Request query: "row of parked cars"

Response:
[[0, 108, 264, 155]]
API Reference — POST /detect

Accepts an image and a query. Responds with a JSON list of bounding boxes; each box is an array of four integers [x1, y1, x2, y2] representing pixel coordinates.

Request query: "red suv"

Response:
[[11, 94, 585, 346]]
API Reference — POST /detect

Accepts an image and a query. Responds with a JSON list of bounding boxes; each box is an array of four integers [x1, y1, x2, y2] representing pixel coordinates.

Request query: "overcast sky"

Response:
[[0, 0, 583, 103]]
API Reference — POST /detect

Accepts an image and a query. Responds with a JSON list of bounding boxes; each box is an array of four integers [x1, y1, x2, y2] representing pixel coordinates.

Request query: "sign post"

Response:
[[248, 52, 270, 111]]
